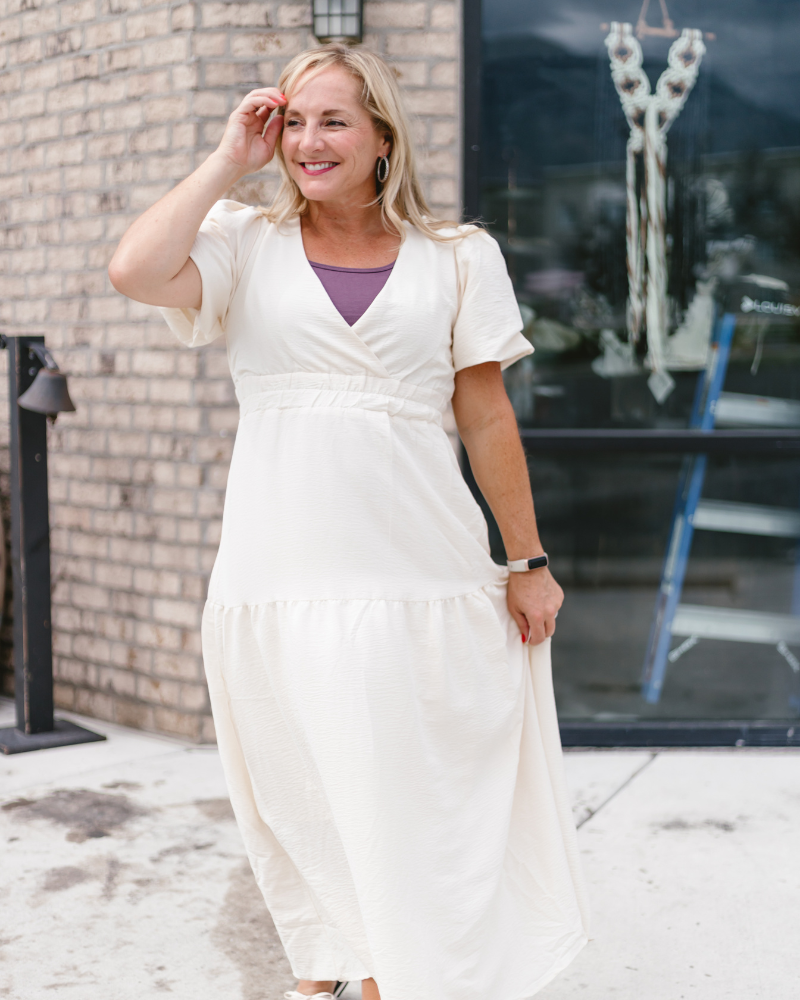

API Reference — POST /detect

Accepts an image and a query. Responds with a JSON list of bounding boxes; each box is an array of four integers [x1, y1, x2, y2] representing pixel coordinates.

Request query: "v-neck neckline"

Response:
[[293, 217, 406, 332]]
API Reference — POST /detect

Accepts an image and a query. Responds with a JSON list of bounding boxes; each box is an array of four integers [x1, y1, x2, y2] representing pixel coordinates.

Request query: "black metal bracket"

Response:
[[521, 428, 800, 453], [560, 720, 800, 748], [0, 334, 104, 754]]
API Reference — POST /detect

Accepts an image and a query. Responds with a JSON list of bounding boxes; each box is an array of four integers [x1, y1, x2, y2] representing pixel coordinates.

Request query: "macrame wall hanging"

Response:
[[603, 1, 708, 402]]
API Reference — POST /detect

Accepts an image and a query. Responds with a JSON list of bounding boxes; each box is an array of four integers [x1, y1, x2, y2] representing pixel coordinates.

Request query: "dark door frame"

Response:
[[459, 0, 800, 748]]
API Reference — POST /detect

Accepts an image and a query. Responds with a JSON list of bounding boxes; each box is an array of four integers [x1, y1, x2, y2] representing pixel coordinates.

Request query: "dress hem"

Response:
[[286, 931, 588, 999], [516, 931, 589, 1000]]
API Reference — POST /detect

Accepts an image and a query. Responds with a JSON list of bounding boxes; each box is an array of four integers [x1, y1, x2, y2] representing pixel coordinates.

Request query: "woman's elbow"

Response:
[[108, 251, 134, 296]]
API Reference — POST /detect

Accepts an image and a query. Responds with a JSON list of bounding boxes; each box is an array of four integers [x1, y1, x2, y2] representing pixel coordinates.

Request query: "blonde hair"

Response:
[[258, 43, 469, 243]]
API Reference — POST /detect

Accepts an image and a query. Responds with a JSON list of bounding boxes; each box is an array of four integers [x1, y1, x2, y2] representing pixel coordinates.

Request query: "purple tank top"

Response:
[[309, 260, 395, 326]]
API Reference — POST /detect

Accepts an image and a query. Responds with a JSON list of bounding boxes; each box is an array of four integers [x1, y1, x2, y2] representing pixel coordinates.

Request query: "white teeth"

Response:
[[304, 162, 336, 172]]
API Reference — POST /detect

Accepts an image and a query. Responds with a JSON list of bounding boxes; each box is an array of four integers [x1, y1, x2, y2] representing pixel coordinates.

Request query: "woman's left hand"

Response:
[[507, 568, 564, 645]]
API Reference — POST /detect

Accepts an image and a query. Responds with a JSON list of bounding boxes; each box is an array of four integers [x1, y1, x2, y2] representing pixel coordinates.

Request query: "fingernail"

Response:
[[521, 634, 527, 644]]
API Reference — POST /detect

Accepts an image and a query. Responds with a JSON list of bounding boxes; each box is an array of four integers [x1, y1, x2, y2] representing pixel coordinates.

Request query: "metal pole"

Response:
[[8, 335, 54, 734], [0, 334, 104, 753]]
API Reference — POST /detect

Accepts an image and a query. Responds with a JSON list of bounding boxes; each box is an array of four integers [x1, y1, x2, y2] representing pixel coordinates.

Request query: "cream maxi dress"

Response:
[[162, 201, 589, 1000]]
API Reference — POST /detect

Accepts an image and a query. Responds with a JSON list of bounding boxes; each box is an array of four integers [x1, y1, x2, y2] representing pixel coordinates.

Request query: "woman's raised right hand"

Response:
[[215, 88, 287, 177]]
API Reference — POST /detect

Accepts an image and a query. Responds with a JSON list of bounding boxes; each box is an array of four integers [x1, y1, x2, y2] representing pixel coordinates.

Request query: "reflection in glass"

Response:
[[480, 0, 800, 722]]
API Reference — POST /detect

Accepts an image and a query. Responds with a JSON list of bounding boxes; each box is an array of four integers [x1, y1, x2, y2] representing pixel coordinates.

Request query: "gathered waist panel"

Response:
[[236, 373, 448, 425]]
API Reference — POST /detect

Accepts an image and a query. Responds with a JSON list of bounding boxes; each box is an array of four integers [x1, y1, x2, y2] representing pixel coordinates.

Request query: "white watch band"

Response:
[[507, 553, 549, 572]]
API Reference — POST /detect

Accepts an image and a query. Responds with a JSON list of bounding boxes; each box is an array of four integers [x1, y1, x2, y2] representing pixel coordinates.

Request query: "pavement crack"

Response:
[[577, 752, 659, 828]]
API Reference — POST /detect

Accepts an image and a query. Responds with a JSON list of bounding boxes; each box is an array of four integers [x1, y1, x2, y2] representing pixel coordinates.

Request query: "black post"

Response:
[[0, 335, 104, 753], [9, 336, 54, 734], [462, 0, 482, 222]]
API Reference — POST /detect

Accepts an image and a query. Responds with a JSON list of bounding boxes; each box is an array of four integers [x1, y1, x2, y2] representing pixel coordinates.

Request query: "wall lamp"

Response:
[[0, 334, 104, 754], [313, 0, 363, 43]]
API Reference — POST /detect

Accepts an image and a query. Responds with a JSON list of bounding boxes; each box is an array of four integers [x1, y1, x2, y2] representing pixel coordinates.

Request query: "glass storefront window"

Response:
[[477, 0, 800, 728]]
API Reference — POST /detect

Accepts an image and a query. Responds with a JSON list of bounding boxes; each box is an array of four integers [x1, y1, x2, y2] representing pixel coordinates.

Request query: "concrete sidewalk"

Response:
[[2, 699, 797, 1000]]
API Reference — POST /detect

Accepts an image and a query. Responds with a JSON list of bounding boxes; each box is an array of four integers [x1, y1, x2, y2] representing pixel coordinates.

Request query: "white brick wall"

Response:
[[0, 0, 461, 740]]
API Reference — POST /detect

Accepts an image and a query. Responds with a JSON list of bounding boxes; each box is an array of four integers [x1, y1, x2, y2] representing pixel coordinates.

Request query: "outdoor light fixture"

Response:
[[17, 343, 76, 422], [0, 335, 103, 754], [313, 0, 362, 43]]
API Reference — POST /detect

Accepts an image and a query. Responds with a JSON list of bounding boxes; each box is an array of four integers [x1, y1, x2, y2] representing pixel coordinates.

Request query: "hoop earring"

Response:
[[376, 155, 390, 183]]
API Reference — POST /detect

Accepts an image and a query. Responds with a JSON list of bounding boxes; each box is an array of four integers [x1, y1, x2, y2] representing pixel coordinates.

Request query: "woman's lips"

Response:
[[300, 162, 338, 176]]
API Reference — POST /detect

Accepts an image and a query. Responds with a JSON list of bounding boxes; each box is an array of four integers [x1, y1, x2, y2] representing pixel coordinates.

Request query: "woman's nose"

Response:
[[298, 125, 325, 155]]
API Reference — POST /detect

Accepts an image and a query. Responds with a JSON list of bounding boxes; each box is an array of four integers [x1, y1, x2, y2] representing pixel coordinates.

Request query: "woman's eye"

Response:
[[325, 119, 346, 127], [285, 119, 302, 127]]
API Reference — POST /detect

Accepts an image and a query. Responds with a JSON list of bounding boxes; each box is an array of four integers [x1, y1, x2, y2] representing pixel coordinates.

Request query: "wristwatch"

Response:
[[507, 553, 549, 572]]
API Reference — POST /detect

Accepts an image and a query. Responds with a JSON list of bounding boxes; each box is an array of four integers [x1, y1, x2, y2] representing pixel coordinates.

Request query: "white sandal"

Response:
[[284, 993, 335, 999]]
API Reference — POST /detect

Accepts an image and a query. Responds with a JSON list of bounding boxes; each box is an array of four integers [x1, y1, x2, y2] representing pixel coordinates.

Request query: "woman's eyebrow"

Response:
[[284, 107, 348, 117]]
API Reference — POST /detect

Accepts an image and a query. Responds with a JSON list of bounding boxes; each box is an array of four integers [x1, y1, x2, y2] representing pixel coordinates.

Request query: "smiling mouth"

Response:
[[300, 161, 338, 175]]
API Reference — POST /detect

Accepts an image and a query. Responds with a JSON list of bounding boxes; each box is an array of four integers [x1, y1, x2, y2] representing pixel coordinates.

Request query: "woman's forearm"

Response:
[[461, 408, 544, 559], [108, 151, 242, 308], [453, 363, 543, 560]]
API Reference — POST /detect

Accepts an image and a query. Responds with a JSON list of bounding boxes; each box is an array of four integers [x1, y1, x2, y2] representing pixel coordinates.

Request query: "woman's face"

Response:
[[280, 66, 390, 206]]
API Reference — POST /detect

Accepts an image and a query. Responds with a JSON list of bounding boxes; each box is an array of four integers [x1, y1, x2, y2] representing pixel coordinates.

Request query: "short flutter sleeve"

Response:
[[452, 227, 533, 371], [159, 200, 262, 348]]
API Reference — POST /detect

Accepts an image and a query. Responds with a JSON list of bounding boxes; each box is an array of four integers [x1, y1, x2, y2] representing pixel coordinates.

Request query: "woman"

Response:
[[110, 43, 588, 1000]]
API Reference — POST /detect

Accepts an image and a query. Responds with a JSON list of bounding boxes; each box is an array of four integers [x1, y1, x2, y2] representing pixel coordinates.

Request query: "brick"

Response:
[[72, 583, 111, 611], [171, 4, 195, 31], [126, 70, 170, 97], [431, 2, 456, 29], [200, 714, 217, 743], [63, 109, 102, 136], [180, 683, 208, 712], [389, 60, 427, 86], [429, 177, 457, 204], [153, 650, 201, 681], [193, 90, 227, 116], [102, 0, 141, 14], [203, 61, 251, 88], [128, 126, 169, 154], [386, 32, 457, 58], [129, 182, 171, 210], [47, 83, 87, 113], [419, 147, 456, 175], [172, 63, 199, 90], [10, 38, 44, 65], [153, 598, 199, 629], [229, 31, 304, 58], [126, 9, 170, 39], [143, 96, 189, 124], [153, 706, 201, 738], [201, 3, 271, 28], [0, 121, 23, 145], [45, 29, 84, 59], [142, 35, 189, 67], [10, 91, 45, 117], [429, 119, 456, 145], [133, 568, 181, 597], [192, 32, 227, 57], [102, 46, 142, 73], [430, 60, 457, 87], [45, 139, 85, 166], [22, 9, 60, 36], [0, 72, 23, 95], [84, 21, 124, 49], [61, 0, 99, 26], [364, 2, 426, 29], [405, 87, 457, 116]]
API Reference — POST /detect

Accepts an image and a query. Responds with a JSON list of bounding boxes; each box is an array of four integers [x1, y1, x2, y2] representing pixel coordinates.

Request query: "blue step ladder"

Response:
[[642, 312, 800, 707]]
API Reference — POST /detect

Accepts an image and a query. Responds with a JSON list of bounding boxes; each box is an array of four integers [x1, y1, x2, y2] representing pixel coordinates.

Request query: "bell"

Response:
[[18, 368, 76, 422]]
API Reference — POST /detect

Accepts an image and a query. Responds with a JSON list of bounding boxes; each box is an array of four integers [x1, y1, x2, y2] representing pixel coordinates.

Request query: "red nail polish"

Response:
[[521, 634, 527, 644]]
